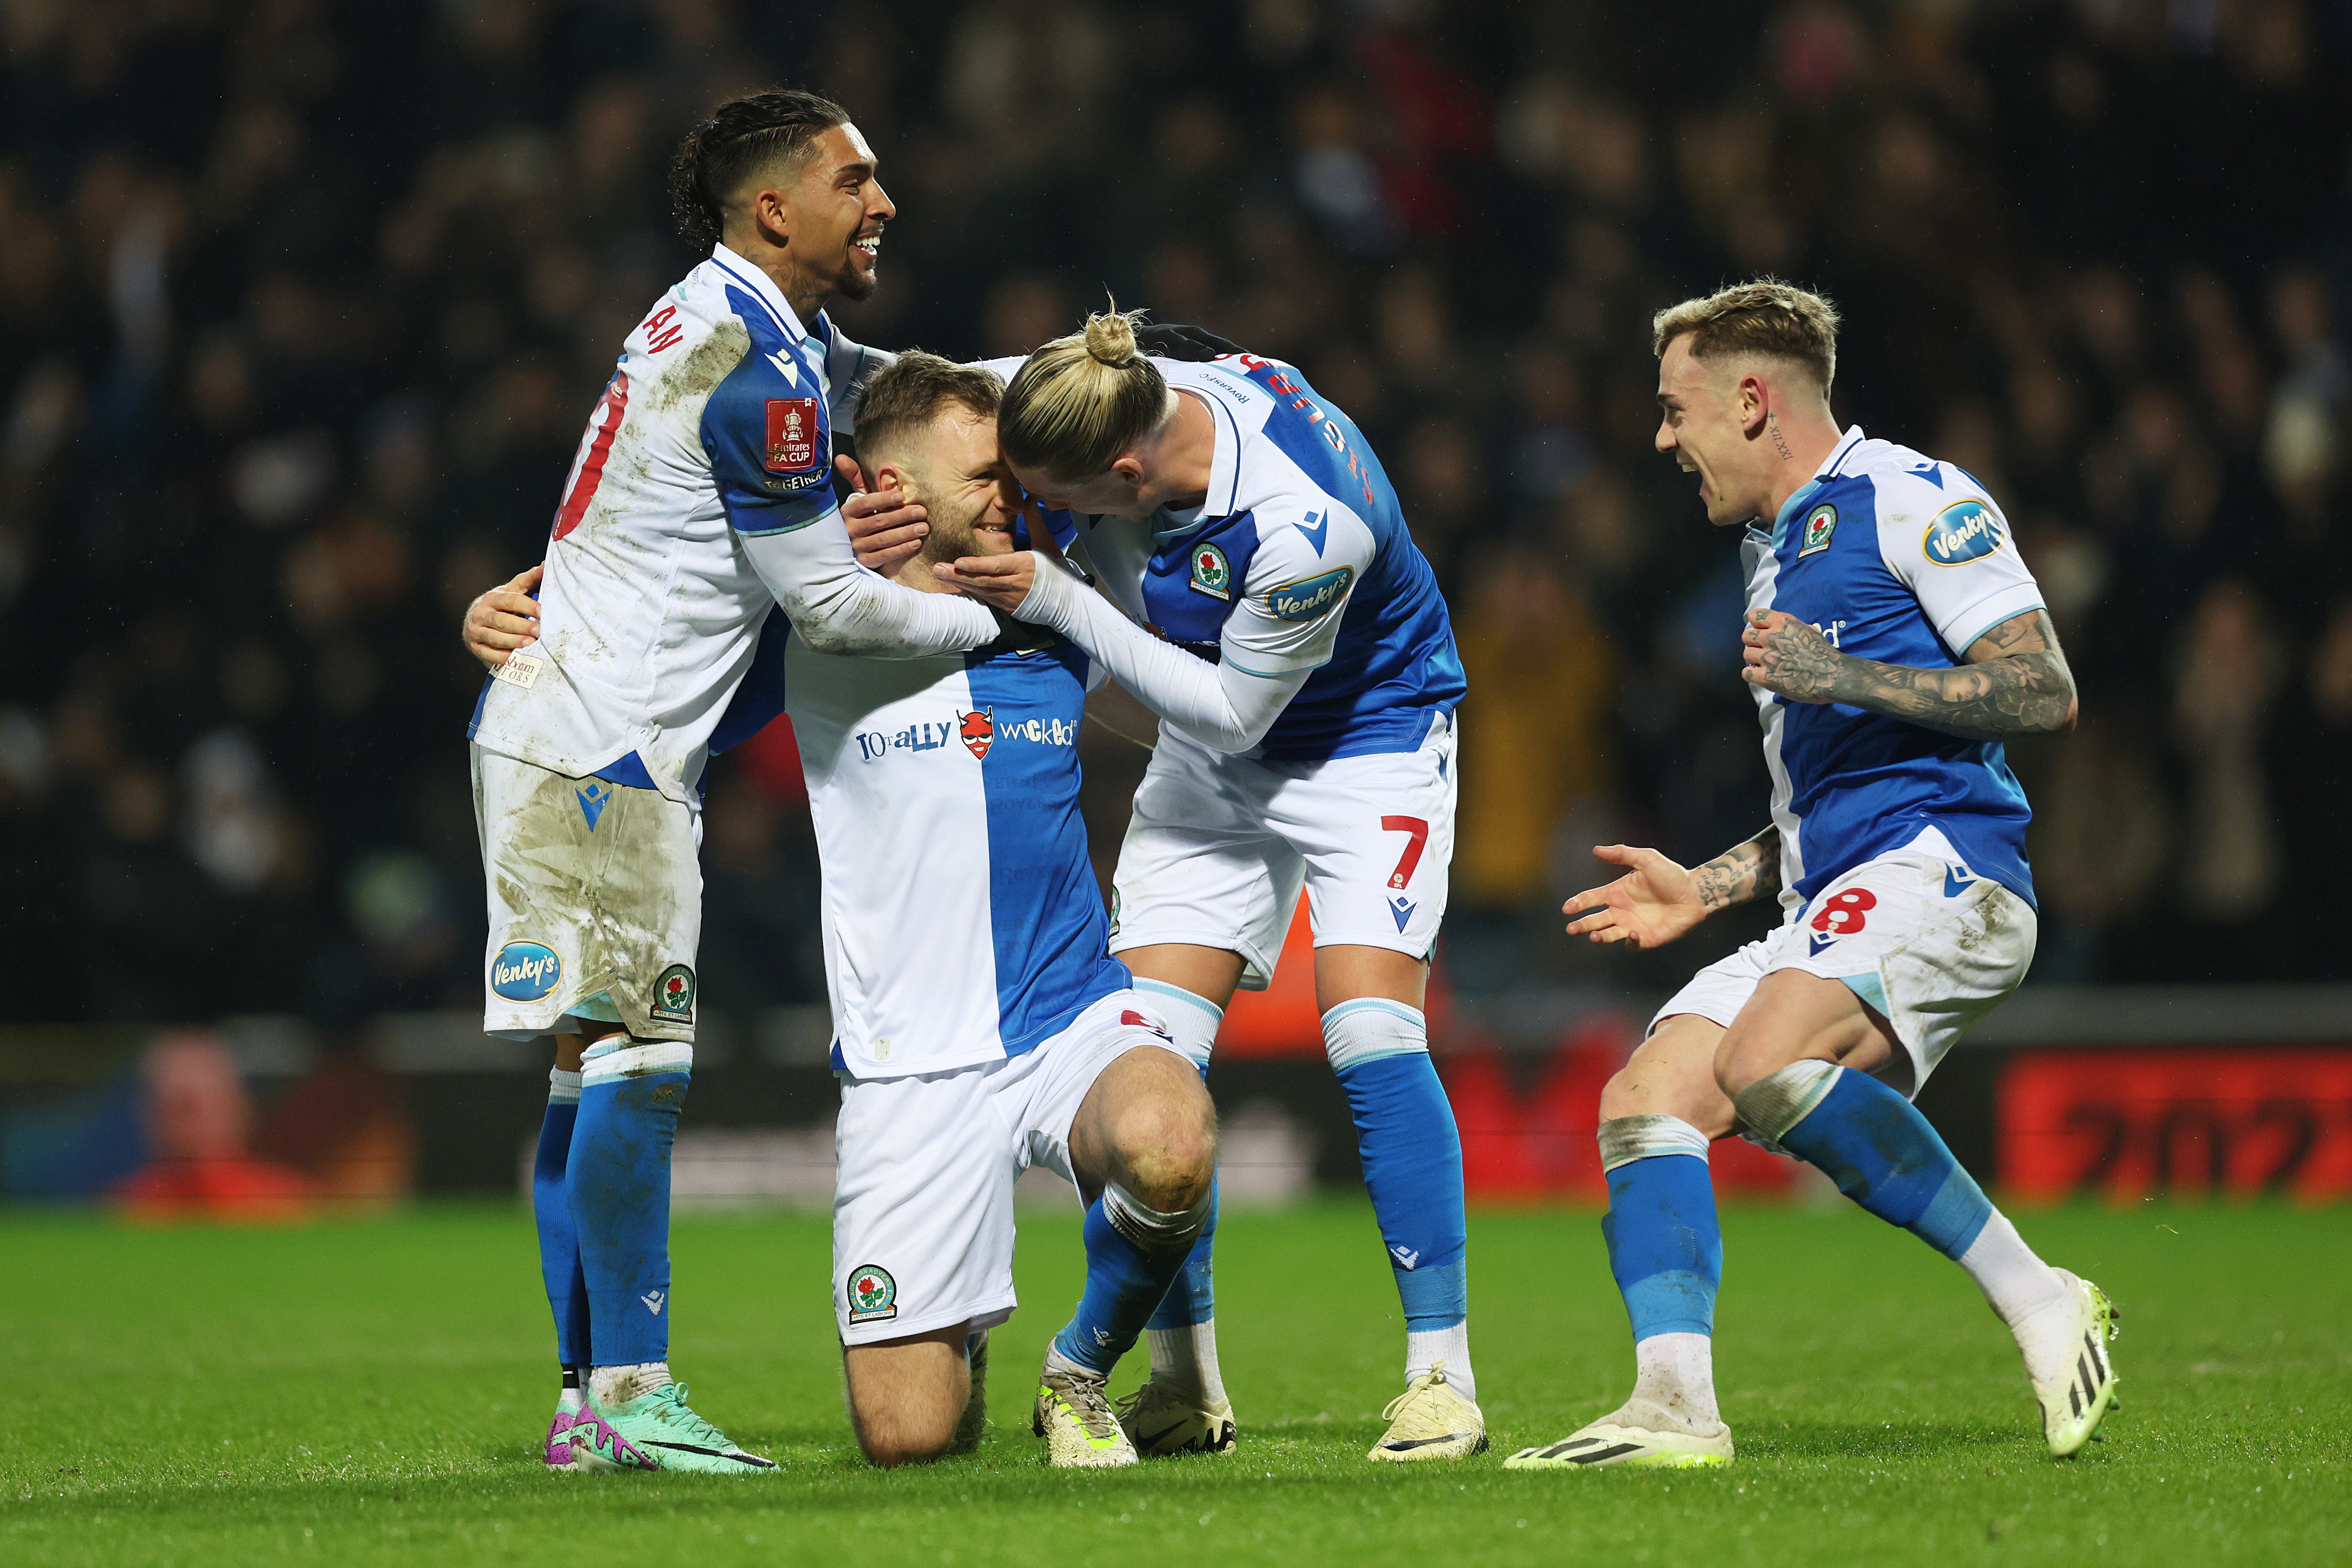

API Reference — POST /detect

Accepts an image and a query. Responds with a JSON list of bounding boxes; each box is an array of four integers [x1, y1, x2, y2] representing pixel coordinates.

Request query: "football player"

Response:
[[1502, 281, 2118, 1471]]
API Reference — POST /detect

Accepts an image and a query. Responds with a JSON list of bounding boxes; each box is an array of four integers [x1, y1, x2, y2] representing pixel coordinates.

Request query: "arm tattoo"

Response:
[[1763, 610, 2079, 741], [1693, 827, 1781, 913]]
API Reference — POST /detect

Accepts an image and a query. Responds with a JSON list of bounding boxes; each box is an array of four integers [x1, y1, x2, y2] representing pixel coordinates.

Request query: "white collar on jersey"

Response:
[[1767, 425, 1867, 547], [1149, 367, 1247, 546], [706, 243, 812, 345]]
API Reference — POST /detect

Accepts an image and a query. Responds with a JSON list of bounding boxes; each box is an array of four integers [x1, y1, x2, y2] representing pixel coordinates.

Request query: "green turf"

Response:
[[2, 1198, 2345, 1566]]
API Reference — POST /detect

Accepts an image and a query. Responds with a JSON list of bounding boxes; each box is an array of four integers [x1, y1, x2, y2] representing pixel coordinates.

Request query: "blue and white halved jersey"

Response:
[[778, 629, 1128, 1078], [997, 352, 1465, 763], [1746, 427, 2047, 913]]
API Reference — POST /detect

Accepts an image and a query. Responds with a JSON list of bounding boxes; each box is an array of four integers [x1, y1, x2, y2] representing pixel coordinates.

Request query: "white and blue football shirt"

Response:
[[760, 627, 1129, 1078], [984, 352, 1466, 763], [1745, 427, 2048, 913], [469, 245, 880, 802]]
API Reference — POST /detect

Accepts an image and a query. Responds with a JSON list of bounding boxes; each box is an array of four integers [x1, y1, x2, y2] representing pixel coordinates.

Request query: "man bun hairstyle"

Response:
[[854, 352, 1005, 467], [667, 87, 853, 252], [1652, 279, 1842, 396], [997, 300, 1169, 481]]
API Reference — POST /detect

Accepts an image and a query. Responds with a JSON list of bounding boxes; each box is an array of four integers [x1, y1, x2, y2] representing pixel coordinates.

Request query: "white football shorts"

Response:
[[830, 990, 1187, 1345], [472, 744, 704, 1044], [1108, 712, 1457, 990], [1652, 838, 2038, 1096]]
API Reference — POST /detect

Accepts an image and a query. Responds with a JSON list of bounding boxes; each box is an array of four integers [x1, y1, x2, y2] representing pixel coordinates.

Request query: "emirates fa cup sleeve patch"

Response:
[[763, 397, 820, 474]]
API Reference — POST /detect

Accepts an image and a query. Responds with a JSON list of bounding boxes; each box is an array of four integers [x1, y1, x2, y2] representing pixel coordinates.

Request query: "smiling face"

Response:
[[888, 406, 1022, 563], [1655, 333, 1774, 528], [773, 122, 893, 304]]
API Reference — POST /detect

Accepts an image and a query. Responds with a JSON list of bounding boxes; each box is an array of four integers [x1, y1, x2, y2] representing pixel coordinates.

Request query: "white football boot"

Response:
[[1367, 1361, 1487, 1462], [1116, 1379, 1237, 1457], [1504, 1397, 1734, 1470], [1032, 1360, 1139, 1468], [2017, 1269, 2120, 1458]]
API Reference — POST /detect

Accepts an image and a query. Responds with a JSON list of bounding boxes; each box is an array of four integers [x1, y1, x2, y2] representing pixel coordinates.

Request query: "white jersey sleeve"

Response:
[[1220, 503, 1371, 677], [1870, 470, 2045, 656]]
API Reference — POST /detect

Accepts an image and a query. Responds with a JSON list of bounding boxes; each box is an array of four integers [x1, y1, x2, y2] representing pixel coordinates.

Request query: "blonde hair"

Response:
[[998, 303, 1168, 480], [1652, 279, 1841, 395]]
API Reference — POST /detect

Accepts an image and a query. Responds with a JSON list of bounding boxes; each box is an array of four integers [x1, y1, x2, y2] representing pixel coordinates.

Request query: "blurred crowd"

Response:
[[2, 0, 2348, 1031]]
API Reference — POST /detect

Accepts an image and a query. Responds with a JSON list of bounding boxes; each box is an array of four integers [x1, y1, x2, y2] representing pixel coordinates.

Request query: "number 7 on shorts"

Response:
[[1381, 816, 1429, 891]]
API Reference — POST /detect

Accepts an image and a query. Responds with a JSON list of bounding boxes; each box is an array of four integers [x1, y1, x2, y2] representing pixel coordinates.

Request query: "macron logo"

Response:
[[1298, 510, 1330, 557], [766, 349, 800, 387], [1389, 1245, 1420, 1271], [641, 1291, 665, 1316]]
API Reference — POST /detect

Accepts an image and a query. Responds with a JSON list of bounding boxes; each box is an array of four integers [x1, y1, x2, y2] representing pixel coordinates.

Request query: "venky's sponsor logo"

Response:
[[1922, 499, 2003, 565], [1265, 565, 1355, 622], [491, 941, 562, 1002]]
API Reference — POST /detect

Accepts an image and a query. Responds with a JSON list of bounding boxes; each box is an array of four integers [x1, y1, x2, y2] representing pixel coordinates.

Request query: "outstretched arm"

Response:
[[1741, 607, 2078, 740], [1562, 828, 1780, 949]]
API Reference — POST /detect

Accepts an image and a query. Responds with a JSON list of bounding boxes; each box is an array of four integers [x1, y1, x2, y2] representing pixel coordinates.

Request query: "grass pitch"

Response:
[[3, 1197, 2345, 1567]]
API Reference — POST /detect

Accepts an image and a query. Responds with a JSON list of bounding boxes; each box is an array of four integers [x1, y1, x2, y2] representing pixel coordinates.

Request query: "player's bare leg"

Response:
[[1718, 972, 2118, 1457], [1033, 1043, 1218, 1467], [1508, 1015, 1737, 1470], [1107, 944, 1244, 1455], [844, 1322, 977, 1467]]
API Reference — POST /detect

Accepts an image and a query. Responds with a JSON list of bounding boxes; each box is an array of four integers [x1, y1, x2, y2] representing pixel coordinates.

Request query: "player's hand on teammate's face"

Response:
[[1562, 844, 1707, 949], [839, 454, 929, 576], [936, 550, 1037, 610], [462, 561, 544, 670], [1741, 608, 1846, 703]]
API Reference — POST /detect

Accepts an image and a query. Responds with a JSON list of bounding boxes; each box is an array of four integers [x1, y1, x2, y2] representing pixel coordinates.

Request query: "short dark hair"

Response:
[[855, 353, 1005, 466], [667, 88, 852, 252]]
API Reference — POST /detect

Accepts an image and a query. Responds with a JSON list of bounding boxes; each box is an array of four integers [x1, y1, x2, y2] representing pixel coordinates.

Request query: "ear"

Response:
[[1736, 372, 1772, 438], [872, 458, 914, 497], [1110, 453, 1147, 492], [749, 184, 791, 247]]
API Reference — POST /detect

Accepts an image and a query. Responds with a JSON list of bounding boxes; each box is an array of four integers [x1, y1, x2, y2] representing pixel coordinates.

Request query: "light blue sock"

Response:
[[1598, 1117, 1721, 1340], [1325, 999, 1470, 1394], [532, 1067, 590, 1370], [1741, 1061, 1992, 1259], [570, 1037, 693, 1370], [1052, 1185, 1206, 1377]]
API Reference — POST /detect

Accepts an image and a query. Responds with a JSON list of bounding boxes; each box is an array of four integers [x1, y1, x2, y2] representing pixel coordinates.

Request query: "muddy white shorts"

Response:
[[1652, 839, 2038, 1096], [830, 990, 1185, 1345], [1107, 713, 1457, 990], [472, 745, 704, 1044]]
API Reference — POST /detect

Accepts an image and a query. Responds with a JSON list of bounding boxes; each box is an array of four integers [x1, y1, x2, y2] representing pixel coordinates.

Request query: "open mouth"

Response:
[[852, 233, 881, 259]]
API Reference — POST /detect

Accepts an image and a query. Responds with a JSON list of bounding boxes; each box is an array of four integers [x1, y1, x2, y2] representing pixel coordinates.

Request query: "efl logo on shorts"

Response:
[[491, 941, 561, 1002], [764, 397, 819, 473], [846, 1263, 898, 1324], [1923, 499, 2003, 565]]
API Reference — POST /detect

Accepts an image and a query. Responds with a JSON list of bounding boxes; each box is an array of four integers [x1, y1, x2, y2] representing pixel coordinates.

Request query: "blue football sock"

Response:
[[1599, 1117, 1722, 1341], [570, 1037, 693, 1370], [1744, 1061, 1993, 1260], [1324, 1000, 1468, 1340], [532, 1067, 590, 1369], [1052, 1185, 1205, 1377]]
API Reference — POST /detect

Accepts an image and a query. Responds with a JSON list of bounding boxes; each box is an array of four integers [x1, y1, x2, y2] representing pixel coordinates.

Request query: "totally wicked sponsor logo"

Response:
[[491, 941, 562, 1002]]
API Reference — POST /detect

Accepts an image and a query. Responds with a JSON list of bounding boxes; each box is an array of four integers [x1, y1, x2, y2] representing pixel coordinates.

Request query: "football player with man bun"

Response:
[[1504, 281, 2118, 1472]]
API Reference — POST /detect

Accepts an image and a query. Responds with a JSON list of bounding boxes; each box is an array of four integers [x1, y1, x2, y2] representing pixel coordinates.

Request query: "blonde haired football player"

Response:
[[1504, 281, 2117, 1472]]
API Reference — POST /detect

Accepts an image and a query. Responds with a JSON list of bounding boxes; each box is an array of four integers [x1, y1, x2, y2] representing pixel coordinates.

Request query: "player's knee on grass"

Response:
[[1093, 1048, 1217, 1213], [844, 1325, 971, 1467], [1599, 1017, 1738, 1138]]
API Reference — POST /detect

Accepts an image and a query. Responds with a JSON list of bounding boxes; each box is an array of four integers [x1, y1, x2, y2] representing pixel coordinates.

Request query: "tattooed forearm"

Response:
[[1692, 827, 1781, 913], [1833, 649, 2077, 739], [1748, 609, 2078, 741]]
